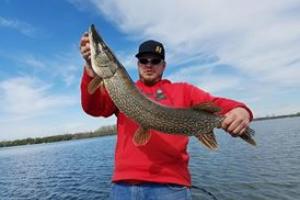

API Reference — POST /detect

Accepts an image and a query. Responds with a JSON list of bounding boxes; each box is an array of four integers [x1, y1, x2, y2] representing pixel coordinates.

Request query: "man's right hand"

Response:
[[80, 32, 95, 77]]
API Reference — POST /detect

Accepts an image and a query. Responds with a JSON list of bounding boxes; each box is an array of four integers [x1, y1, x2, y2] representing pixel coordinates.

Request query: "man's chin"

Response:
[[142, 78, 157, 85]]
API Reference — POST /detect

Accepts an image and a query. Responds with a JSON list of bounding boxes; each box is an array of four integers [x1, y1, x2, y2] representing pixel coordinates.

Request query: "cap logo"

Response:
[[155, 46, 162, 54]]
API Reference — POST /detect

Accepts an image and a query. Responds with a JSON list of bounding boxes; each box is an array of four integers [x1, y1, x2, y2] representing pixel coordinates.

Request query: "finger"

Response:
[[239, 127, 247, 135], [80, 43, 88, 52], [83, 53, 91, 62], [82, 46, 90, 54], [80, 45, 89, 56], [226, 118, 243, 132], [231, 122, 247, 136], [80, 38, 89, 47], [221, 115, 235, 130], [81, 51, 90, 61], [82, 52, 90, 59], [231, 119, 250, 135], [81, 45, 90, 54], [80, 40, 90, 49]]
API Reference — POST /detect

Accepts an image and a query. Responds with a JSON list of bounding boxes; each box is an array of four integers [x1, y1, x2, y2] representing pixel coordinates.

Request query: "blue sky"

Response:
[[1, 0, 299, 140]]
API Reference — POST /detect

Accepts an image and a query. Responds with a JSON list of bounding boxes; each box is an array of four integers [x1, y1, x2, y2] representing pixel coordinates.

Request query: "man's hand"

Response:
[[80, 32, 95, 77], [221, 107, 251, 137]]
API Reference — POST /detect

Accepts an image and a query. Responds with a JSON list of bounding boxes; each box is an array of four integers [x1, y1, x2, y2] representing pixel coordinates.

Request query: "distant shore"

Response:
[[253, 113, 300, 121], [0, 125, 116, 148], [1, 114, 299, 148]]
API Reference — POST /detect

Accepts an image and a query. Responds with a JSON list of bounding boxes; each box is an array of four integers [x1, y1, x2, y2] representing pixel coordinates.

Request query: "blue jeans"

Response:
[[109, 182, 192, 200]]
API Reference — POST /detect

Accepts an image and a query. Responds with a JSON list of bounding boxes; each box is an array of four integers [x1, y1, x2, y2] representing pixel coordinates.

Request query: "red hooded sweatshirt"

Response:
[[80, 69, 253, 187]]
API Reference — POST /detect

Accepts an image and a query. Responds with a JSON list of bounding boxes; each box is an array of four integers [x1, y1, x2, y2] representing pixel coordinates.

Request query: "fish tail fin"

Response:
[[132, 127, 151, 146], [195, 132, 218, 150], [88, 76, 104, 94], [240, 127, 256, 146]]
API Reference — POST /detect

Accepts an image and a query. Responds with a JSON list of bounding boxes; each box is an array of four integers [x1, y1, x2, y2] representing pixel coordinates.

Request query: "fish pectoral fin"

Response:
[[88, 76, 104, 94], [192, 102, 221, 113], [239, 127, 257, 146], [132, 127, 151, 146], [195, 132, 218, 150]]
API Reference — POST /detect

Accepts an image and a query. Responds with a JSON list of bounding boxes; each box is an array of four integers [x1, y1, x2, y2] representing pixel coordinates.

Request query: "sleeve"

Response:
[[185, 83, 253, 121], [80, 68, 118, 117]]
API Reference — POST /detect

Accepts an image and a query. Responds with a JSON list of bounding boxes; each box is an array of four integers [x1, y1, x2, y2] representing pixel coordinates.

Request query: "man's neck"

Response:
[[140, 79, 161, 86]]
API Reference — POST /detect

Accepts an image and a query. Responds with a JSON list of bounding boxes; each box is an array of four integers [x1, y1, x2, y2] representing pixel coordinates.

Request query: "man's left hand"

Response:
[[221, 107, 251, 137]]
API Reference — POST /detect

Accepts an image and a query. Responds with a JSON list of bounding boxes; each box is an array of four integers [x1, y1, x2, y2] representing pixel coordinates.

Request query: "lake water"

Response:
[[0, 117, 299, 200]]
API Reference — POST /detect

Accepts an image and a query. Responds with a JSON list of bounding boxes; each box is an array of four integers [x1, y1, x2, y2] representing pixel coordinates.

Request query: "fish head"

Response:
[[89, 24, 117, 78]]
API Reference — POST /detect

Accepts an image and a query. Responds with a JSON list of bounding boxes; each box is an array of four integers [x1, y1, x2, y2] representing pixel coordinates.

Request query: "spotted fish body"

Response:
[[88, 24, 256, 150]]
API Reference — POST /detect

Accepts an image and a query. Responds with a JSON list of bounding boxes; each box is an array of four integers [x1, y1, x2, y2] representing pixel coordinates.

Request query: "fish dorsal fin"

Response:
[[192, 102, 221, 113]]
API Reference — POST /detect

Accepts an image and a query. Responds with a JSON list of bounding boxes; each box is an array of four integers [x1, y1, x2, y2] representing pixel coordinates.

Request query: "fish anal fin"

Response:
[[195, 132, 218, 150], [240, 127, 257, 146], [88, 76, 104, 94], [192, 102, 221, 113], [132, 127, 151, 146]]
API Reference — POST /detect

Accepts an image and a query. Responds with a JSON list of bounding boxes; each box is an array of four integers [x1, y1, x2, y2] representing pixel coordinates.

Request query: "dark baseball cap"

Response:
[[135, 40, 165, 59]]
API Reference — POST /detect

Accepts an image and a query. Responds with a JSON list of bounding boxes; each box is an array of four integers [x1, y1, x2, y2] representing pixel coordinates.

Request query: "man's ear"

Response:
[[162, 61, 166, 70]]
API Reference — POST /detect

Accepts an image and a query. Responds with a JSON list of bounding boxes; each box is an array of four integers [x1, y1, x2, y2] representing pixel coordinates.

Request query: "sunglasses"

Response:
[[138, 58, 163, 65]]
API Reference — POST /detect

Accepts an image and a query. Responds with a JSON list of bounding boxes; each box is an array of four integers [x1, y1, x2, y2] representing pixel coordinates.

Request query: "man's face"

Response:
[[137, 54, 166, 86]]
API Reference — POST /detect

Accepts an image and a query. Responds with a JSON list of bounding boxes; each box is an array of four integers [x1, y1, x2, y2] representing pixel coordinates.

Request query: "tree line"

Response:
[[0, 125, 116, 148]]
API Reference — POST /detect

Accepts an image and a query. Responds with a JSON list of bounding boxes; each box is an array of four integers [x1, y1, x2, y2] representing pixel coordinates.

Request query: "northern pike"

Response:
[[87, 24, 256, 150]]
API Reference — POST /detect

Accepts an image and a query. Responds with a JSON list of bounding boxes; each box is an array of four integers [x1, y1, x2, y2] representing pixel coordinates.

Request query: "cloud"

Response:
[[0, 75, 95, 141], [166, 64, 244, 96], [1, 45, 83, 87], [49, 48, 83, 87], [22, 55, 47, 69], [0, 76, 76, 120], [0, 16, 37, 37]]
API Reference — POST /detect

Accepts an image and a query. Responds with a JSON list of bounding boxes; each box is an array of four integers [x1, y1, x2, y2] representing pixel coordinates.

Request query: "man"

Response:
[[80, 33, 253, 200]]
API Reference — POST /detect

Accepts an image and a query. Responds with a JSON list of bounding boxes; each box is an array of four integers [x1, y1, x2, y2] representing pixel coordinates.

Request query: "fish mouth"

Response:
[[88, 24, 118, 79], [89, 24, 100, 43], [89, 24, 102, 53]]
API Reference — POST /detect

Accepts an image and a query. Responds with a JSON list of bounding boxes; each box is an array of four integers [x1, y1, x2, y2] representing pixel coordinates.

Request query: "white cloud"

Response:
[[85, 0, 300, 80], [2, 46, 83, 87], [52, 50, 83, 87], [21, 55, 46, 69], [0, 76, 75, 119], [166, 64, 244, 96], [0, 16, 37, 37]]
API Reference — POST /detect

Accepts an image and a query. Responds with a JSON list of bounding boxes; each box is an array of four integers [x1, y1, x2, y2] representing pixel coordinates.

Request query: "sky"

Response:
[[0, 0, 299, 141]]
